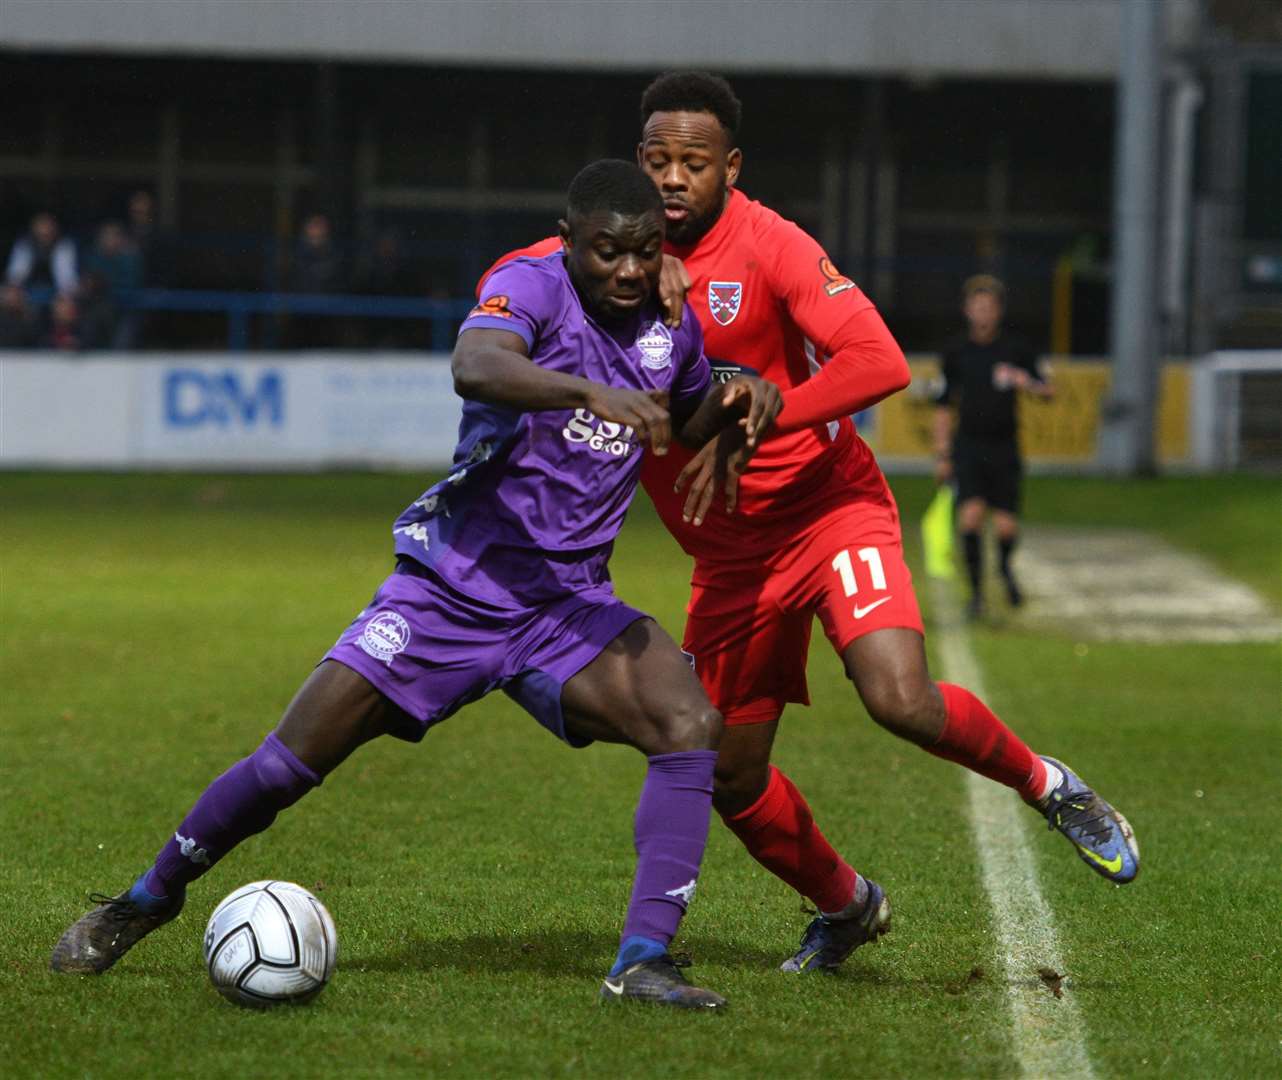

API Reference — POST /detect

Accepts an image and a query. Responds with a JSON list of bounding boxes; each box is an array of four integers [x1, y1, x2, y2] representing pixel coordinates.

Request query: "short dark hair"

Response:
[[566, 159, 663, 222], [640, 71, 742, 140]]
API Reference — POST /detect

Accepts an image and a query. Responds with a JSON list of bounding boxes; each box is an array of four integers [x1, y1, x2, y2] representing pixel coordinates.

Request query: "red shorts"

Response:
[[683, 506, 924, 725]]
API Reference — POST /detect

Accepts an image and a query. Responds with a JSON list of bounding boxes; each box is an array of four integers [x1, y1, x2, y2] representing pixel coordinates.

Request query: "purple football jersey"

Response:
[[393, 251, 710, 603]]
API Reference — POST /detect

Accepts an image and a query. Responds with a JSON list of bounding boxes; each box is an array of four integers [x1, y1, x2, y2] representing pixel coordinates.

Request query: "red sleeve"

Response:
[[476, 237, 561, 297], [764, 223, 910, 434]]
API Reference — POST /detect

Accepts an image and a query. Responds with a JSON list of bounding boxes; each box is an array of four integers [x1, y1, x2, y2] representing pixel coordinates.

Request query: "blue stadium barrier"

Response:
[[25, 287, 476, 350]]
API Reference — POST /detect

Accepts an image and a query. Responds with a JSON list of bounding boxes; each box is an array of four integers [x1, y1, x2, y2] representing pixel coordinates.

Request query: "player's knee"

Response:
[[650, 699, 723, 754], [250, 734, 320, 809], [712, 758, 768, 817], [861, 677, 943, 745]]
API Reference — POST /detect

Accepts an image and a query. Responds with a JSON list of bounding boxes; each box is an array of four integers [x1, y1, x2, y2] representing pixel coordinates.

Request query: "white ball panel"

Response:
[[240, 964, 322, 1001], [208, 925, 257, 988], [247, 891, 298, 965]]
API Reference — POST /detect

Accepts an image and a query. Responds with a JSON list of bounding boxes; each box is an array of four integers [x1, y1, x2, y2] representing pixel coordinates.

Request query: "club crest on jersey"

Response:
[[708, 281, 743, 326], [358, 610, 411, 665], [635, 320, 673, 370]]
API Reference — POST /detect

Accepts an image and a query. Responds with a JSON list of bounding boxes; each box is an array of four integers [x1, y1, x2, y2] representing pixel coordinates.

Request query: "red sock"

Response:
[[721, 766, 858, 913], [930, 682, 1046, 800]]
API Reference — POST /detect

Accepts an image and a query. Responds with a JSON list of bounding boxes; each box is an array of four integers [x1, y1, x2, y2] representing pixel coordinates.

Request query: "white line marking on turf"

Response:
[[930, 578, 1096, 1080]]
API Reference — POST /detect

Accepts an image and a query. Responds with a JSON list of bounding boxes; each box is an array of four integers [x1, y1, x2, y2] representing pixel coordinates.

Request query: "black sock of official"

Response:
[[962, 531, 983, 596], [998, 534, 1018, 581]]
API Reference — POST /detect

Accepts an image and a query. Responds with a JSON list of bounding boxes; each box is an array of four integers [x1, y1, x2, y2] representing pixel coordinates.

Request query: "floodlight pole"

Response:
[[1099, 0, 1164, 475]]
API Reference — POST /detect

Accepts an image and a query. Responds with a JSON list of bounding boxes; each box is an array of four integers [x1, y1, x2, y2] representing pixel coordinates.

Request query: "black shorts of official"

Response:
[[952, 437, 1022, 513]]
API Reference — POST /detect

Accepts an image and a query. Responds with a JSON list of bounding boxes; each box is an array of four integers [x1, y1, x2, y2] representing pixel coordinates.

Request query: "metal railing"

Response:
[[24, 287, 476, 350]]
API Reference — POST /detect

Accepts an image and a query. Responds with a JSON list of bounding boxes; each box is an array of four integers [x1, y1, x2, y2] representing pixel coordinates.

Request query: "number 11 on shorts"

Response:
[[832, 547, 888, 596]]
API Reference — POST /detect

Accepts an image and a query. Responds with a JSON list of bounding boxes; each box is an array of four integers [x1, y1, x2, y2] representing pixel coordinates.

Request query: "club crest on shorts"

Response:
[[635, 321, 673, 370], [358, 610, 411, 664], [708, 282, 742, 326]]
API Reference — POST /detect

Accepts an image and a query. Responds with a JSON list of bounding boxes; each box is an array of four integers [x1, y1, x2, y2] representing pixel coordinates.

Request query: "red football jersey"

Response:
[[477, 189, 911, 569]]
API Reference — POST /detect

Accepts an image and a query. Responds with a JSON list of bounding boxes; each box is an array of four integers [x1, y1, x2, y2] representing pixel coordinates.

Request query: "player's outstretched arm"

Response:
[[452, 327, 674, 454], [763, 226, 911, 433]]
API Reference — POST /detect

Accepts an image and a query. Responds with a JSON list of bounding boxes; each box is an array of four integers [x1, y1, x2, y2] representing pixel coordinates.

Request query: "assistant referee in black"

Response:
[[933, 275, 1053, 618]]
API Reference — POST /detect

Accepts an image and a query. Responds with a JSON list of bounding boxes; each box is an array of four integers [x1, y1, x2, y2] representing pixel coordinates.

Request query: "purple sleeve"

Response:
[[670, 306, 712, 409], [458, 261, 556, 350]]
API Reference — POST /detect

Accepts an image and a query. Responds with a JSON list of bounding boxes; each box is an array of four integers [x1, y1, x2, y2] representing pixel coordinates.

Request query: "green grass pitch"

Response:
[[1, 472, 1278, 1078]]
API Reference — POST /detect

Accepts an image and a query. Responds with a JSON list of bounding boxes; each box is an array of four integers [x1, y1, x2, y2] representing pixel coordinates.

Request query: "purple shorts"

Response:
[[324, 560, 646, 746]]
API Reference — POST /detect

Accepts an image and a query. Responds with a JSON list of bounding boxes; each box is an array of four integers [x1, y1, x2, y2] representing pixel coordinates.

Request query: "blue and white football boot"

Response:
[[780, 879, 891, 973], [1038, 756, 1139, 883]]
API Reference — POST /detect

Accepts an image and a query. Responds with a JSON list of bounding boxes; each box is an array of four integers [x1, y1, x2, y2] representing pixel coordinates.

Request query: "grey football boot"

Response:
[[600, 955, 727, 1009], [51, 880, 183, 974]]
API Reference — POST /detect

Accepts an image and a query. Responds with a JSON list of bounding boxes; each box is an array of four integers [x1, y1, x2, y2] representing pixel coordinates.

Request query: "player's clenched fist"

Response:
[[585, 385, 673, 455]]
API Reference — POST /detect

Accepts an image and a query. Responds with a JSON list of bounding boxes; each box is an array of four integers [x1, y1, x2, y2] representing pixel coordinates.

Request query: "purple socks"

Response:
[[142, 732, 320, 900], [614, 750, 716, 968], [142, 732, 713, 979]]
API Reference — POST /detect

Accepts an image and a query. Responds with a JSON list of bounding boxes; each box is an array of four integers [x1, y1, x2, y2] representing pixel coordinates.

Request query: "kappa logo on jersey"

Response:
[[358, 610, 412, 664], [635, 320, 674, 370], [708, 281, 743, 326], [819, 257, 856, 297], [467, 294, 512, 319], [562, 409, 637, 457]]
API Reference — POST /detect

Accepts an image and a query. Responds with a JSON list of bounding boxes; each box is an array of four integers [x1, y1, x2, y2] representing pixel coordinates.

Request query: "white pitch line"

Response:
[[929, 578, 1095, 1080]]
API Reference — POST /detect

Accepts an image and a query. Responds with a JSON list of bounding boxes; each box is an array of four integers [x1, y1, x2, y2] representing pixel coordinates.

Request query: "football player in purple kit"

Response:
[[50, 160, 782, 1010]]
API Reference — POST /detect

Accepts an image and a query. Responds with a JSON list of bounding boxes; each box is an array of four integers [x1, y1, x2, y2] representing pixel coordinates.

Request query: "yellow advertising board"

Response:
[[869, 357, 1189, 466]]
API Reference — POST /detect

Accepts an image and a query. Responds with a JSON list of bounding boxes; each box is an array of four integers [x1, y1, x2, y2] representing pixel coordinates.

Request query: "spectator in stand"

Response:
[[354, 228, 419, 296], [291, 213, 343, 294], [84, 222, 142, 348], [42, 292, 82, 351], [127, 189, 177, 286], [125, 190, 177, 347], [6, 212, 78, 294], [0, 284, 40, 348], [353, 228, 422, 348], [288, 213, 344, 349], [78, 270, 121, 351]]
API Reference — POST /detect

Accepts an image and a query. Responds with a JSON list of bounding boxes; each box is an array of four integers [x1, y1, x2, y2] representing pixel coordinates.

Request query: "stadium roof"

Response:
[[0, 0, 1200, 81]]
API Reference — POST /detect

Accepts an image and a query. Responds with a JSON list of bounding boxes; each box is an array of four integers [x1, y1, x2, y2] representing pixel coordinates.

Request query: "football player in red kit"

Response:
[[480, 71, 1138, 974]]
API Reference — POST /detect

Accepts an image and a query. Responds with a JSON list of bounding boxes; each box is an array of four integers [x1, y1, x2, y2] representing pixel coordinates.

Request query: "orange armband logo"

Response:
[[819, 257, 855, 297], [468, 295, 512, 318]]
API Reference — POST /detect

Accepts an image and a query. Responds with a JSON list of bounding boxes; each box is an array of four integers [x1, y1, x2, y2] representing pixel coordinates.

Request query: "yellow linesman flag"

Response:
[[921, 485, 956, 579]]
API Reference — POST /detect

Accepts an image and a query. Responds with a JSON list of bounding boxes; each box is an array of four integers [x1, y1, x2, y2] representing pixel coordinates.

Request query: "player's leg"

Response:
[[992, 508, 1022, 605], [828, 552, 1138, 884], [50, 661, 401, 974], [958, 495, 987, 617], [558, 616, 725, 1008], [991, 444, 1024, 607], [717, 721, 893, 974], [686, 572, 889, 973], [953, 439, 988, 618]]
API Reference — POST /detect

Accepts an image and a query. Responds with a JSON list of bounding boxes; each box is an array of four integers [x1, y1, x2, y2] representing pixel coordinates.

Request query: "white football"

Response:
[[203, 880, 337, 1008]]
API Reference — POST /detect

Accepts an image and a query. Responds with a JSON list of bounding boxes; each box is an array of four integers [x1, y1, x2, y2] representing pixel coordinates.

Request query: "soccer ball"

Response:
[[203, 880, 337, 1007]]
